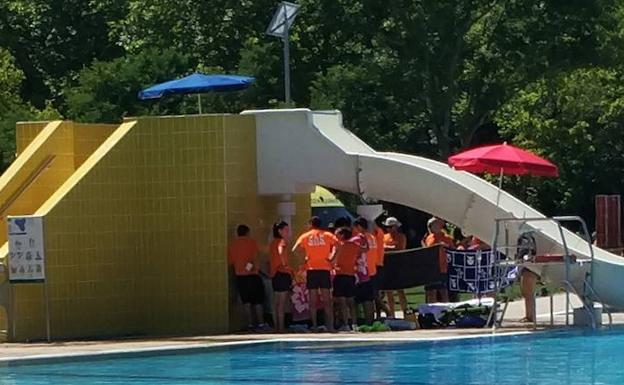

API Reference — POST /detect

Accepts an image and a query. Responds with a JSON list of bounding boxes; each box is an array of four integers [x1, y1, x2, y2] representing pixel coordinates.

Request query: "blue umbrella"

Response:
[[138, 73, 255, 113]]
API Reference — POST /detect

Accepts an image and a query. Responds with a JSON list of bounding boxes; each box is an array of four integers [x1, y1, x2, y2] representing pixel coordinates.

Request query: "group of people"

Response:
[[227, 215, 412, 332], [227, 214, 495, 332]]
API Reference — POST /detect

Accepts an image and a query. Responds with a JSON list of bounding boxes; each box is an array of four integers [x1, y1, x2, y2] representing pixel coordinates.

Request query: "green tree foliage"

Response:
[[65, 49, 195, 122], [0, 48, 60, 169], [0, 0, 125, 107], [308, 0, 619, 157], [497, 67, 624, 223]]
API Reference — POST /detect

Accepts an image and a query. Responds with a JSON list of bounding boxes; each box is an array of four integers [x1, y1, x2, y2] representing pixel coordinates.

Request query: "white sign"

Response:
[[8, 216, 45, 283], [266, 1, 300, 38]]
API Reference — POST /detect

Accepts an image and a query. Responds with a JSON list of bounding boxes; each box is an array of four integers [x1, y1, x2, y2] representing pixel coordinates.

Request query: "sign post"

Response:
[[266, 1, 300, 104], [7, 215, 49, 342]]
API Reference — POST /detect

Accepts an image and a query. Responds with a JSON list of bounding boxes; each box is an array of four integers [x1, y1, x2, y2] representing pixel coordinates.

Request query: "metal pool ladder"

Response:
[[488, 216, 611, 331]]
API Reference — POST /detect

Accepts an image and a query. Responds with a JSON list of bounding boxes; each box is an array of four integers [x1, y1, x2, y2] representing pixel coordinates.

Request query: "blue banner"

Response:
[[446, 249, 517, 294]]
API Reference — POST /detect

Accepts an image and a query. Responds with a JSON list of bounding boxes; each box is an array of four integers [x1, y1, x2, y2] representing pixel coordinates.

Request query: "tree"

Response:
[[110, 0, 277, 71], [0, 0, 125, 108], [496, 67, 624, 225], [0, 48, 60, 170], [308, 0, 620, 158], [65, 49, 195, 123]]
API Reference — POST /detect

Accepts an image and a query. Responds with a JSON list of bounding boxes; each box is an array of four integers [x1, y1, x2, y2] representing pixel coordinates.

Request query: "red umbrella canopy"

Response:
[[448, 142, 559, 177]]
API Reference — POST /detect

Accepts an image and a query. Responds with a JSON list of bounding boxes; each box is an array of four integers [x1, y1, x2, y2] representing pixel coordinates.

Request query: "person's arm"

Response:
[[292, 235, 303, 253], [327, 233, 338, 262], [278, 241, 288, 268], [399, 234, 407, 250]]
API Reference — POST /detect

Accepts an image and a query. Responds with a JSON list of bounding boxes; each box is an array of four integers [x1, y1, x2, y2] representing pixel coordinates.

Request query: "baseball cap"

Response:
[[383, 217, 402, 227]]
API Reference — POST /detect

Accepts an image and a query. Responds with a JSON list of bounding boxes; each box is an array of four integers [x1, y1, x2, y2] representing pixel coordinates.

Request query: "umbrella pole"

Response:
[[197, 94, 202, 114], [495, 167, 503, 207]]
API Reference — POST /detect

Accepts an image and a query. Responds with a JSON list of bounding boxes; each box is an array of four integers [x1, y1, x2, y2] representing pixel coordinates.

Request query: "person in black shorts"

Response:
[[269, 221, 293, 332], [228, 225, 267, 330], [333, 228, 359, 331]]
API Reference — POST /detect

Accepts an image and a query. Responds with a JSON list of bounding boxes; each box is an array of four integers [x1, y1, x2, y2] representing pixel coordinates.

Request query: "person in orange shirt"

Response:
[[269, 221, 293, 333], [424, 217, 455, 303], [227, 224, 267, 330], [292, 216, 338, 332], [372, 220, 392, 319], [382, 217, 409, 317], [353, 217, 377, 325], [333, 227, 360, 331]]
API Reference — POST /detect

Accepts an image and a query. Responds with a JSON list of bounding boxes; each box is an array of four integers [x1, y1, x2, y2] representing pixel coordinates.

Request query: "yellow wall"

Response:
[[8, 114, 310, 341], [15, 122, 49, 155]]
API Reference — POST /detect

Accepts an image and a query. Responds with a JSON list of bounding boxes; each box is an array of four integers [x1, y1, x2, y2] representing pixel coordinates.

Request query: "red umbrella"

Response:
[[448, 142, 558, 177], [448, 142, 559, 205]]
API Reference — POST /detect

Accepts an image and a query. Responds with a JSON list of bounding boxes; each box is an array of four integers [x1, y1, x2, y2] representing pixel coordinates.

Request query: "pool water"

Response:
[[2, 329, 624, 384]]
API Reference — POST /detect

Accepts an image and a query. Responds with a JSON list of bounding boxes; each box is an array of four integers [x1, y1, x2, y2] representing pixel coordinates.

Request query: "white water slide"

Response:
[[242, 108, 624, 309]]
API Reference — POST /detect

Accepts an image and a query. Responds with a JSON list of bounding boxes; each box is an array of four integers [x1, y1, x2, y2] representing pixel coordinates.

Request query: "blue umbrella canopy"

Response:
[[138, 73, 255, 100]]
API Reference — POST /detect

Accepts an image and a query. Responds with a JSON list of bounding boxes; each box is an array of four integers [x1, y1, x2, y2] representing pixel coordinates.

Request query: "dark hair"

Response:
[[334, 216, 352, 229], [237, 224, 250, 236], [310, 216, 322, 229], [452, 227, 465, 242], [337, 227, 353, 240], [354, 217, 368, 230], [273, 221, 289, 238]]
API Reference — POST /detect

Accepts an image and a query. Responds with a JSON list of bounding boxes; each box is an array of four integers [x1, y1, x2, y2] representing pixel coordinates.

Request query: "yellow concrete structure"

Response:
[[0, 115, 309, 342]]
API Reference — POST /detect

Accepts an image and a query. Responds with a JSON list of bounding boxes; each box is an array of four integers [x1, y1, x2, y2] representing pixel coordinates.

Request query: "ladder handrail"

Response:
[[489, 215, 595, 330]]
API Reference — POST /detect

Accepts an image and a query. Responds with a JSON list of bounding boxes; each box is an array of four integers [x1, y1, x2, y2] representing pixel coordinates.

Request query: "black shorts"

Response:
[[425, 274, 449, 291], [306, 270, 331, 290], [272, 272, 292, 292], [333, 274, 356, 298], [355, 280, 375, 303], [374, 266, 385, 292], [236, 274, 265, 305]]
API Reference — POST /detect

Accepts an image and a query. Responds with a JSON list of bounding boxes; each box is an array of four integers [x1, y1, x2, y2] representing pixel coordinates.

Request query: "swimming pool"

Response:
[[2, 329, 624, 384]]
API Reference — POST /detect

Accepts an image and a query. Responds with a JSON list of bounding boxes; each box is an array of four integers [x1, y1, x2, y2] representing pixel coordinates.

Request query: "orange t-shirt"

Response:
[[364, 232, 378, 277], [334, 241, 360, 276], [295, 229, 338, 271], [425, 232, 454, 274], [269, 238, 291, 277], [384, 232, 407, 251], [227, 236, 259, 276], [374, 227, 385, 267]]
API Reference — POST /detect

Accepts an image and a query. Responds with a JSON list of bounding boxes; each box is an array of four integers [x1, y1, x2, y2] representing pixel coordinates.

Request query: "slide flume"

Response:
[[244, 108, 624, 309]]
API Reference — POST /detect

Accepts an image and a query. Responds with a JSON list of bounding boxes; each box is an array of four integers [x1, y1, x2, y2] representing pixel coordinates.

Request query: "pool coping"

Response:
[[0, 329, 544, 366]]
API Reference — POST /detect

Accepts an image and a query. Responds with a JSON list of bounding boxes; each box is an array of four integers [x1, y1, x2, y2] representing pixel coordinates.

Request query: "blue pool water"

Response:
[[2, 329, 624, 384]]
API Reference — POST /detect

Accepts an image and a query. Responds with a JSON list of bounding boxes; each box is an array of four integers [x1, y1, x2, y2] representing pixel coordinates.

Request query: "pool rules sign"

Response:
[[7, 216, 45, 283]]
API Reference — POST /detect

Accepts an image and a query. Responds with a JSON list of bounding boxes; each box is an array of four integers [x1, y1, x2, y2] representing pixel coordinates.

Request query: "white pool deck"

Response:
[[0, 294, 621, 363]]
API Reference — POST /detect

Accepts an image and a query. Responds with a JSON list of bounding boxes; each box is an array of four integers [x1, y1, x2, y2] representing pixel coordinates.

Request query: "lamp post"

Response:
[[266, 1, 300, 104]]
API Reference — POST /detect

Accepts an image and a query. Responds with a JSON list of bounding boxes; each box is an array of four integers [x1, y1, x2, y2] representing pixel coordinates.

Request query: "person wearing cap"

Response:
[[373, 217, 392, 319], [424, 217, 454, 303], [382, 217, 408, 317], [292, 216, 338, 332]]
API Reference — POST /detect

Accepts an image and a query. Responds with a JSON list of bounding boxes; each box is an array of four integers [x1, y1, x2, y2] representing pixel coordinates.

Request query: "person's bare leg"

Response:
[[437, 289, 449, 303], [242, 303, 252, 328], [375, 296, 391, 319], [386, 291, 396, 318], [272, 295, 279, 330], [348, 298, 356, 327], [521, 271, 538, 321], [337, 297, 348, 327], [321, 289, 334, 331], [309, 289, 318, 329], [426, 290, 436, 304], [363, 301, 374, 325], [254, 304, 264, 327], [398, 290, 408, 315]]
